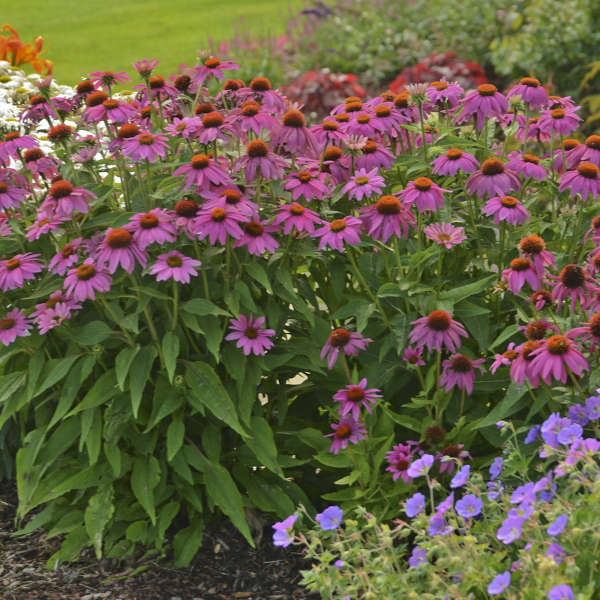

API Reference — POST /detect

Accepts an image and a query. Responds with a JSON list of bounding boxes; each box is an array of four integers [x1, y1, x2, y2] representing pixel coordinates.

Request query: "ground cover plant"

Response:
[[1, 36, 600, 593]]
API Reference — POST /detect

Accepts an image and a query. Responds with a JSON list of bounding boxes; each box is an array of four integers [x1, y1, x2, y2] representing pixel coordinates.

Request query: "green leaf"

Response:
[[438, 274, 496, 308], [245, 478, 295, 518], [173, 517, 204, 567], [156, 500, 180, 548], [199, 315, 224, 362], [129, 347, 157, 419], [166, 417, 185, 462], [71, 321, 112, 345], [245, 261, 272, 293], [130, 457, 160, 525], [115, 345, 140, 391], [182, 298, 230, 317], [25, 352, 45, 401], [33, 355, 80, 399], [244, 417, 283, 477], [103, 442, 122, 477], [84, 484, 114, 559], [67, 369, 118, 416], [490, 324, 520, 350], [474, 383, 527, 429], [162, 331, 180, 384], [184, 361, 247, 438]]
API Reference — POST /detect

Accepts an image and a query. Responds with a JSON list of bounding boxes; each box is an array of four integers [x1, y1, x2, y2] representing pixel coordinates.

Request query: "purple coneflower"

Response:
[[341, 167, 385, 202], [325, 417, 367, 454], [403, 346, 425, 367], [233, 219, 280, 256], [0, 308, 31, 346], [558, 163, 600, 200], [506, 77, 548, 109], [346, 112, 378, 138], [42, 180, 96, 218], [320, 328, 372, 370], [426, 80, 464, 108], [0, 131, 38, 162], [89, 69, 131, 91], [409, 310, 468, 354], [312, 216, 362, 252], [242, 76, 286, 112], [191, 56, 239, 85], [174, 153, 232, 192], [25, 214, 66, 242], [0, 253, 43, 291], [271, 109, 319, 157], [538, 107, 581, 136], [311, 119, 348, 145], [122, 132, 169, 163], [83, 93, 136, 124], [202, 187, 257, 217], [64, 261, 112, 302], [333, 378, 382, 420], [22, 148, 60, 179], [284, 170, 329, 201], [272, 203, 323, 234], [581, 134, 600, 168], [225, 313, 275, 356], [567, 312, 600, 352], [234, 140, 288, 183], [510, 341, 542, 387], [400, 177, 449, 213], [134, 75, 179, 103], [466, 158, 521, 199], [520, 318, 558, 341], [506, 153, 547, 181], [194, 111, 234, 144], [431, 148, 479, 176], [95, 228, 148, 274], [127, 208, 177, 249], [355, 139, 394, 171], [502, 258, 540, 294], [441, 354, 485, 395], [149, 251, 201, 284], [519, 235, 555, 278], [0, 178, 28, 210], [482, 195, 530, 225], [529, 335, 588, 385], [385, 442, 418, 483], [235, 101, 279, 137], [455, 84, 508, 130], [359, 195, 416, 242], [550, 264, 598, 311], [193, 206, 246, 245], [132, 58, 160, 77], [424, 222, 466, 248]]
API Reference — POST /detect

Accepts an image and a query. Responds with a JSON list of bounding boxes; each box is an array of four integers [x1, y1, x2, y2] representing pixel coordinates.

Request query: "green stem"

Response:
[[143, 305, 165, 368], [417, 100, 428, 161], [98, 297, 135, 347], [435, 350, 442, 421], [171, 279, 179, 331]]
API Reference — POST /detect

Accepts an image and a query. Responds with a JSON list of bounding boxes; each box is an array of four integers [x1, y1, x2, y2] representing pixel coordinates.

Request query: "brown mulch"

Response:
[[0, 481, 321, 600]]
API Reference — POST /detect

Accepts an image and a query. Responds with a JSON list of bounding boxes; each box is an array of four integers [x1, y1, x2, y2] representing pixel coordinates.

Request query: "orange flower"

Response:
[[0, 24, 53, 74]]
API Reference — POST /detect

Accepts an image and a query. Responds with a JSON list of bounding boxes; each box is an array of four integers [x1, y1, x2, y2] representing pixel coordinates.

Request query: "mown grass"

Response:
[[3, 0, 301, 84]]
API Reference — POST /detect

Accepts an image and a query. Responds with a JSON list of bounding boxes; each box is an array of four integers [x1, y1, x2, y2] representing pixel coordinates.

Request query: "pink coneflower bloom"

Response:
[[321, 145, 351, 184], [581, 135, 600, 168], [325, 417, 367, 454], [284, 170, 330, 201], [584, 215, 600, 246], [588, 249, 600, 277], [234, 140, 288, 182], [311, 119, 348, 145], [550, 264, 598, 311], [567, 312, 600, 352], [122, 132, 169, 163], [95, 228, 148, 274], [83, 94, 137, 124], [333, 378, 381, 420], [409, 310, 468, 354], [193, 206, 246, 245], [20, 95, 71, 124], [466, 158, 521, 199], [134, 75, 179, 103], [272, 202, 323, 234], [42, 180, 96, 218], [403, 346, 426, 367], [31, 290, 80, 320], [424, 223, 466, 248], [341, 168, 385, 202], [312, 216, 362, 252], [0, 178, 27, 210], [414, 125, 438, 149], [225, 313, 275, 356], [165, 116, 202, 140], [271, 109, 319, 157], [426, 80, 464, 108], [25, 214, 66, 241], [0, 308, 31, 346], [400, 177, 449, 213], [506, 77, 549, 109], [89, 69, 131, 92], [108, 122, 141, 153], [519, 235, 555, 278], [191, 56, 239, 86], [70, 79, 98, 109], [194, 111, 234, 144], [32, 291, 80, 334], [437, 444, 471, 475], [431, 148, 479, 176], [64, 261, 112, 301], [510, 341, 542, 387], [538, 107, 581, 136], [48, 238, 83, 276], [0, 253, 43, 291], [528, 289, 553, 311], [320, 328, 372, 370], [558, 163, 600, 200], [482, 195, 530, 225], [132, 58, 160, 77], [506, 153, 547, 181], [235, 101, 279, 137], [22, 148, 60, 179], [233, 219, 280, 256], [370, 103, 405, 137], [127, 208, 177, 249], [171, 198, 199, 239], [0, 131, 38, 162], [490, 343, 518, 374], [346, 112, 378, 138], [355, 139, 394, 171], [529, 335, 588, 385], [240, 77, 287, 112], [441, 354, 485, 395], [174, 153, 232, 192], [385, 442, 418, 483], [149, 251, 201, 284], [359, 195, 415, 242], [547, 95, 576, 109], [0, 213, 11, 237], [515, 115, 551, 144], [455, 84, 508, 130], [502, 258, 540, 294], [203, 187, 258, 217]]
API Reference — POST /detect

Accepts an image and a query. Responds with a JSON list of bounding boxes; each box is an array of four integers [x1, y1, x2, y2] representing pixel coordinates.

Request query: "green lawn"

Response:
[[3, 0, 301, 84]]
